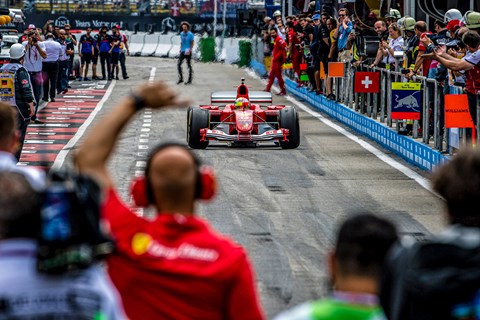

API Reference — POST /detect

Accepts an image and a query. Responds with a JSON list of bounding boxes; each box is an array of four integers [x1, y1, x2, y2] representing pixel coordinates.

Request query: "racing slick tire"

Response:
[[187, 106, 210, 149], [279, 106, 300, 149]]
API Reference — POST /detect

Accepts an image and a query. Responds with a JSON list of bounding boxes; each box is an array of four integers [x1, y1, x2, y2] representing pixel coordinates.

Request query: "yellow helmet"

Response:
[[235, 97, 250, 109]]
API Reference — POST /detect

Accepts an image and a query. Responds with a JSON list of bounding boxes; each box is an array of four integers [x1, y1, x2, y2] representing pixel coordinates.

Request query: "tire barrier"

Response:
[[199, 37, 216, 62], [238, 40, 252, 68]]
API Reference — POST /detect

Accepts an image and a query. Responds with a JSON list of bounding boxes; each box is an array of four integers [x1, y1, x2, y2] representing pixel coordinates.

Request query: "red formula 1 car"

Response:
[[187, 78, 300, 149]]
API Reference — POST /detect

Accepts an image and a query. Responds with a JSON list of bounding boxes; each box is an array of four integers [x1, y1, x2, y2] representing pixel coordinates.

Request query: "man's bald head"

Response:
[[146, 144, 199, 213]]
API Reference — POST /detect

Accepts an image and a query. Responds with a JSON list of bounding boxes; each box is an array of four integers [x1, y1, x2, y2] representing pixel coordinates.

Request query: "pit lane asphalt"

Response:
[[60, 57, 445, 319]]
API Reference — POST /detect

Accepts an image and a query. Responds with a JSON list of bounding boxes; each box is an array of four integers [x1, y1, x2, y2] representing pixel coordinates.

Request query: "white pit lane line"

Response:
[[245, 69, 433, 193]]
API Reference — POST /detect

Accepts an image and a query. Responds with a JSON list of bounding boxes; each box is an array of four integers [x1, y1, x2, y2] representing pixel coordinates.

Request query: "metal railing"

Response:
[[251, 36, 480, 155]]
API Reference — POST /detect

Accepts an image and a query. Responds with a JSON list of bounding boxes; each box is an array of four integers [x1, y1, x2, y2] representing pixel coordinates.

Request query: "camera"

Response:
[[401, 68, 411, 75], [37, 170, 114, 274], [32, 37, 37, 44]]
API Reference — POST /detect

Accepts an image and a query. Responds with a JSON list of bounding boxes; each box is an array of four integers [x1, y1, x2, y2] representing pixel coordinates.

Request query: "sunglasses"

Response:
[[339, 14, 345, 17]]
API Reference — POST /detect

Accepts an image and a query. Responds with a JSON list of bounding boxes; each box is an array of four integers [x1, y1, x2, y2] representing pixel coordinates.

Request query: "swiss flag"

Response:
[[354, 72, 380, 93]]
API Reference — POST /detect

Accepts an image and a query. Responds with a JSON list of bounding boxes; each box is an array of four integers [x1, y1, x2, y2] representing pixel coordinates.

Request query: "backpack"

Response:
[[381, 234, 480, 320], [0, 63, 20, 107]]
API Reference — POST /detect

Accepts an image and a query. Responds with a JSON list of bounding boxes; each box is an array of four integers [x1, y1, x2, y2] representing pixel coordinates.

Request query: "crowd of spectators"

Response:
[[261, 6, 480, 142], [14, 20, 130, 121]]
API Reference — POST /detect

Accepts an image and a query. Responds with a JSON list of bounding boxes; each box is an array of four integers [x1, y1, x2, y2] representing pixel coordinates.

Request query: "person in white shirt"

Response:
[[42, 33, 62, 103], [381, 22, 404, 69], [22, 30, 47, 124], [0, 170, 127, 319]]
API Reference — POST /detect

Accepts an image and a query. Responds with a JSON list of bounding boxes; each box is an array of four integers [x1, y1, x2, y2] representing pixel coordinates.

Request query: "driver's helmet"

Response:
[[235, 97, 250, 109]]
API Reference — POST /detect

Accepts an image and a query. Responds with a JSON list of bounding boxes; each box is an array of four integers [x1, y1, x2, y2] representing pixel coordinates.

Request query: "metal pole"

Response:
[[213, 0, 217, 38], [218, 0, 226, 61]]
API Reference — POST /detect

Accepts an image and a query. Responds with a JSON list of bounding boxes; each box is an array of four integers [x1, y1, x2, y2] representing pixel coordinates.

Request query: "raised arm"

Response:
[[75, 81, 188, 190]]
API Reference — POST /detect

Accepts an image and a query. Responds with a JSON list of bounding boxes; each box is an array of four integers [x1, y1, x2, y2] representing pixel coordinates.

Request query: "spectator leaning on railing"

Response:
[[433, 30, 480, 140]]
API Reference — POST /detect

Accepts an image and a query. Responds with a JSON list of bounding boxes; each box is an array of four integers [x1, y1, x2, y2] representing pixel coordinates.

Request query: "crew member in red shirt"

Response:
[[265, 28, 287, 96], [75, 81, 265, 320]]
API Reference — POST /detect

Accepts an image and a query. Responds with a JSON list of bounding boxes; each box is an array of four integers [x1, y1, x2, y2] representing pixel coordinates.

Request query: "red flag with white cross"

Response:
[[354, 72, 380, 93]]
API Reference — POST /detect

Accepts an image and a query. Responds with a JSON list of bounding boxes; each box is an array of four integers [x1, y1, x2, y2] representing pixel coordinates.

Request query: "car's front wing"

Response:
[[200, 128, 290, 142]]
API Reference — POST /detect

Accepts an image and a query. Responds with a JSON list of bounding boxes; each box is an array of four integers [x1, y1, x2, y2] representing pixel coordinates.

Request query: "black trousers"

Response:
[[42, 61, 58, 100], [119, 52, 128, 78], [14, 107, 30, 161], [28, 71, 42, 120], [99, 52, 111, 79], [177, 52, 192, 82]]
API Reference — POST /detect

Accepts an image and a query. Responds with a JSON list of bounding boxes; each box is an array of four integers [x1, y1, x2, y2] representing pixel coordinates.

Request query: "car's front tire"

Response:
[[187, 107, 210, 149], [278, 106, 300, 149]]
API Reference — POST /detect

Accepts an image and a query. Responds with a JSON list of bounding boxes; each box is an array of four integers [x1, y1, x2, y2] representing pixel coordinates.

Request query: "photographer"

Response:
[[22, 29, 47, 123], [0, 171, 126, 319], [382, 23, 404, 70]]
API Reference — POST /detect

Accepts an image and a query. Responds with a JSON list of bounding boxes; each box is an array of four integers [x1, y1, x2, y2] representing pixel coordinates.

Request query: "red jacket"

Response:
[[102, 189, 265, 320], [272, 35, 287, 63]]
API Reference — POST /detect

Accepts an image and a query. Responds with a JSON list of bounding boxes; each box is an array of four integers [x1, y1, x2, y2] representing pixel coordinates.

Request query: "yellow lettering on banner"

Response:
[[391, 82, 422, 90]]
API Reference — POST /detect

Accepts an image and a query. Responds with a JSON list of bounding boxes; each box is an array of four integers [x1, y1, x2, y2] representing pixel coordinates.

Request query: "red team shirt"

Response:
[[102, 188, 265, 320]]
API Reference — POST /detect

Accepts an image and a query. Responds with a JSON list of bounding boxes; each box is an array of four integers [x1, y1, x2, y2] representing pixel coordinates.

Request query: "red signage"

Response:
[[354, 72, 380, 93], [444, 94, 474, 128]]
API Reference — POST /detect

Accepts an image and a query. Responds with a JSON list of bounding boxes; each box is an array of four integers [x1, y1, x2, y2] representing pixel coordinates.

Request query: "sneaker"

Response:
[[123, 76, 129, 79], [263, 89, 270, 92], [276, 92, 287, 96], [62, 88, 68, 94], [315, 90, 323, 95], [42, 98, 48, 102], [185, 81, 192, 85], [177, 79, 183, 84], [92, 75, 100, 80], [115, 76, 120, 80], [84, 77, 91, 81], [296, 83, 303, 88], [77, 77, 83, 81], [33, 119, 44, 124], [50, 98, 55, 102], [108, 77, 113, 81], [327, 93, 336, 100]]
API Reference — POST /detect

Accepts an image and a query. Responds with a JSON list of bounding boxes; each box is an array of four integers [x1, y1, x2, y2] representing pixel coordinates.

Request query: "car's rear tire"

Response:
[[187, 107, 210, 149], [279, 106, 300, 149]]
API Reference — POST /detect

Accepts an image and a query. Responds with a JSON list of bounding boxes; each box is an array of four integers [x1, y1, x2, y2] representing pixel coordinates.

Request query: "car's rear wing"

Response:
[[211, 91, 272, 105]]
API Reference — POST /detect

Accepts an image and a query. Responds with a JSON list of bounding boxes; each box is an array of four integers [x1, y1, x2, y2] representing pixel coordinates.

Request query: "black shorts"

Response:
[[111, 52, 120, 65], [92, 52, 98, 64], [81, 53, 92, 64]]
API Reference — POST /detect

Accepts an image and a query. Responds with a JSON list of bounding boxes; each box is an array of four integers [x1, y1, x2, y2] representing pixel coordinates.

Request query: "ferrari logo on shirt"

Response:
[[131, 232, 219, 261]]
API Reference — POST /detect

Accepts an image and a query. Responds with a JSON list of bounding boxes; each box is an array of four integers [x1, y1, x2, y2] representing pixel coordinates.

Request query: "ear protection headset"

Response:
[[130, 143, 216, 207]]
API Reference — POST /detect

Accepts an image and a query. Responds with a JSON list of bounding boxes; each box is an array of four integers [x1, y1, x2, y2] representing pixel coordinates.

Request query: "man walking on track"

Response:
[[177, 21, 194, 85], [264, 28, 287, 96]]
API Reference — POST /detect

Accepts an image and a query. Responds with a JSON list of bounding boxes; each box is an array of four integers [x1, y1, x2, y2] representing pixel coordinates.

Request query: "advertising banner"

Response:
[[391, 82, 421, 120]]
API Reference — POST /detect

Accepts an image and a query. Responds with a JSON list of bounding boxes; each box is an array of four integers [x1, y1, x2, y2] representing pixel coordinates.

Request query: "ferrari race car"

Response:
[[187, 78, 300, 149]]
